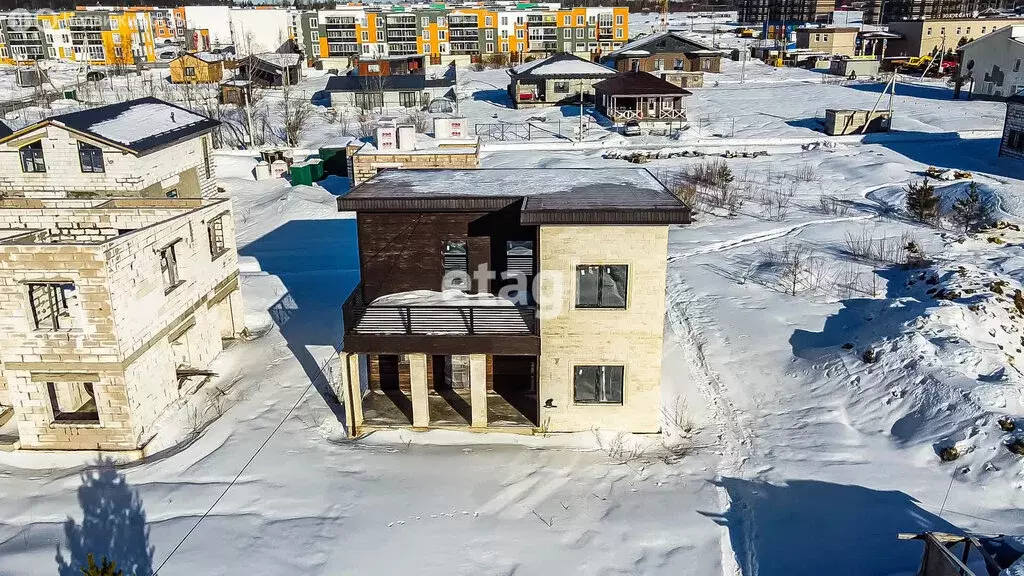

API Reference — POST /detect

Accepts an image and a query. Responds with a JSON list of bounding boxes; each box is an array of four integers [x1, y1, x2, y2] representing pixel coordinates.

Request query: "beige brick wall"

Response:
[[537, 225, 669, 433], [0, 126, 216, 199], [350, 150, 480, 186], [104, 199, 241, 358], [0, 200, 243, 450]]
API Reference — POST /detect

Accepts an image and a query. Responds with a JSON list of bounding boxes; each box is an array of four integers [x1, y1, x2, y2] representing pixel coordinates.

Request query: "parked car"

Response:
[[623, 120, 642, 136]]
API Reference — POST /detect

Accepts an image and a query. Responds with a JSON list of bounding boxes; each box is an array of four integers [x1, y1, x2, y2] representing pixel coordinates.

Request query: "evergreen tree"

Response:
[[950, 181, 991, 233], [905, 178, 940, 223], [80, 555, 122, 576]]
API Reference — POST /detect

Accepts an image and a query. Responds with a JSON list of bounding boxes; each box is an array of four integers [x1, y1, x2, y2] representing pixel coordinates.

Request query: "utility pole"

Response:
[[740, 36, 747, 83], [578, 80, 584, 143]]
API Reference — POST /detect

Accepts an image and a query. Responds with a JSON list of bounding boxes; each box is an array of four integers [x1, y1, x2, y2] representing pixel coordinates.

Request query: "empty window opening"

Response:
[[576, 265, 628, 308], [207, 215, 226, 258], [29, 282, 77, 330], [573, 365, 623, 404], [47, 381, 99, 423], [160, 242, 182, 291], [506, 240, 534, 277]]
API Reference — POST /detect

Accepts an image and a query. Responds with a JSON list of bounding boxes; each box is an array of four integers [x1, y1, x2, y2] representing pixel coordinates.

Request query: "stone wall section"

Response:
[[537, 224, 669, 433]]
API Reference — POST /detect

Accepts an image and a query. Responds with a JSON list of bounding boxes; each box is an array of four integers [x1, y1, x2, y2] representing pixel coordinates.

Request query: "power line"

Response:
[[152, 355, 332, 575]]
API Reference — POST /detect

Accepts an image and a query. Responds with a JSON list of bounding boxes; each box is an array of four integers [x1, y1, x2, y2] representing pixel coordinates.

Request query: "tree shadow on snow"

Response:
[[239, 219, 361, 422], [56, 458, 154, 576], [700, 477, 962, 576]]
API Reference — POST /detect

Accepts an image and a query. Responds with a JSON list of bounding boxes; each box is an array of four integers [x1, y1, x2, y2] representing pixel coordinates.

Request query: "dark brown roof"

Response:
[[593, 72, 693, 96], [337, 168, 691, 225]]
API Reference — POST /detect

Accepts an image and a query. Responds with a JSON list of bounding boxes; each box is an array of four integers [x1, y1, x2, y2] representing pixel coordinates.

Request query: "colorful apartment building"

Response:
[[301, 4, 628, 66]]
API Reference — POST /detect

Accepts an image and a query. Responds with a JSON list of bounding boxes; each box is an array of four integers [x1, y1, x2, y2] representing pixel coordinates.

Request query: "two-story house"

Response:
[[603, 32, 722, 74], [0, 198, 244, 452], [0, 97, 219, 199], [336, 168, 691, 436]]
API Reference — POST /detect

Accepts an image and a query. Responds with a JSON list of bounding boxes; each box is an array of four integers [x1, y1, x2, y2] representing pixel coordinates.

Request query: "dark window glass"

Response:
[[506, 240, 534, 277], [576, 265, 627, 308], [78, 141, 104, 173], [442, 239, 469, 290], [573, 365, 624, 404], [20, 141, 45, 173]]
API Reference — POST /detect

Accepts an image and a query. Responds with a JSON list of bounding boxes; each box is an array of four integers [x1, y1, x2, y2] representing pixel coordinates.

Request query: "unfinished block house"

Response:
[[337, 168, 691, 436], [0, 198, 244, 451], [0, 97, 219, 199]]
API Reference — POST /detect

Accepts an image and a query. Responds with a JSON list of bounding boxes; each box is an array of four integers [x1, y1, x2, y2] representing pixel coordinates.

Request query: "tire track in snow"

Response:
[[670, 214, 874, 260], [665, 283, 758, 576]]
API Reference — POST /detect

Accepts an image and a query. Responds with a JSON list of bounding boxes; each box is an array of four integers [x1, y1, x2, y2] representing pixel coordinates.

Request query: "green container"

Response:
[[62, 88, 77, 100], [290, 163, 313, 186], [309, 158, 324, 181]]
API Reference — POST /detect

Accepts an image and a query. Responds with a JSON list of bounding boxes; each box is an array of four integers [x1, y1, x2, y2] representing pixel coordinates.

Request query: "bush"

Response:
[[998, 416, 1017, 432], [938, 445, 960, 462]]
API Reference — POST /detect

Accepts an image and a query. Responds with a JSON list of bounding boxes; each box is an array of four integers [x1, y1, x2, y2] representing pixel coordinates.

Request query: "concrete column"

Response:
[[347, 353, 363, 430], [338, 352, 360, 437], [469, 354, 487, 428], [409, 353, 429, 427]]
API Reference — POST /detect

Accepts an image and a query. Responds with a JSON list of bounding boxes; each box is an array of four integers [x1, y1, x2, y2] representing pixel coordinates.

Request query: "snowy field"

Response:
[[2, 58, 1024, 576]]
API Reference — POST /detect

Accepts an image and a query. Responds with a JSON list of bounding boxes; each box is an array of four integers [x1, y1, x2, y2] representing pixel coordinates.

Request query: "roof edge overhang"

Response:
[[519, 207, 692, 225]]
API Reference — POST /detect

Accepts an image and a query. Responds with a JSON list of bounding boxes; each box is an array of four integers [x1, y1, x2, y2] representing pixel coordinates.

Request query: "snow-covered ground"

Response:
[[2, 58, 1024, 576]]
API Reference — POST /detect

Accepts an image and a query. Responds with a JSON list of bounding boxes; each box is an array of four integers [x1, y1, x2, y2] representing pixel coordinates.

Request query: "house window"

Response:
[[439, 17, 447, 26], [486, 42, 494, 52], [616, 14, 624, 25], [554, 81, 570, 92], [506, 240, 534, 277], [576, 15, 584, 25], [362, 31, 369, 42], [982, 26, 987, 33], [313, 44, 321, 57], [563, 28, 571, 39], [166, 189, 179, 198], [442, 239, 469, 290], [486, 29, 494, 39], [28, 283, 76, 331], [422, 16, 429, 26], [47, 381, 99, 423], [615, 29, 623, 38], [501, 16, 508, 25], [927, 27, 932, 35], [940, 27, 945, 35], [424, 29, 431, 40], [576, 42, 586, 52], [78, 141, 104, 173], [822, 34, 829, 41], [655, 58, 664, 70], [311, 30, 319, 42], [956, 27, 961, 35], [159, 242, 182, 292], [814, 33, 821, 41], [355, 92, 383, 110], [440, 30, 448, 40], [485, 15, 493, 26], [376, 29, 385, 42], [202, 137, 211, 179], [184, 65, 196, 76], [588, 28, 595, 39], [1016, 58, 1021, 73], [702, 57, 711, 71], [573, 365, 624, 404], [674, 58, 685, 69], [208, 215, 226, 258], [576, 264, 627, 308], [575, 27, 583, 38], [310, 17, 318, 27], [966, 27, 971, 34], [564, 15, 571, 26], [399, 91, 418, 107], [19, 141, 45, 173]]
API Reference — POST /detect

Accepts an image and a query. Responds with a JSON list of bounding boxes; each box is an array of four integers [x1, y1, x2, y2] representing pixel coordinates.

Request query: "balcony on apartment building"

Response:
[[326, 30, 357, 41], [386, 29, 419, 41], [386, 15, 417, 28], [328, 42, 359, 55], [325, 16, 358, 27]]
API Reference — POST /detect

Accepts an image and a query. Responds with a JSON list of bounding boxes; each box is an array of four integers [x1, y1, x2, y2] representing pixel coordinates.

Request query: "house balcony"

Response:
[[342, 287, 540, 355]]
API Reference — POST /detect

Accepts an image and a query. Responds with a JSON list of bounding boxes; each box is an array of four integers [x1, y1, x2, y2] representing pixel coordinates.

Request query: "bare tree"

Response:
[[279, 82, 314, 147]]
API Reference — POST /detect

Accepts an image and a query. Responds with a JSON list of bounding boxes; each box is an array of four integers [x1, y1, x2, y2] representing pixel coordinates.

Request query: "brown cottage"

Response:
[[603, 31, 722, 74], [336, 168, 691, 436], [593, 71, 691, 125]]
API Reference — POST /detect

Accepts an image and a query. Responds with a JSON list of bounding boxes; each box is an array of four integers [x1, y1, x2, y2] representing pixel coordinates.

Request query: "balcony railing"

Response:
[[613, 108, 686, 120], [347, 305, 537, 336]]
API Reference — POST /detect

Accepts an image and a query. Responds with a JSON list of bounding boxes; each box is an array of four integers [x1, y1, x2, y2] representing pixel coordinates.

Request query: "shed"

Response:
[[237, 53, 302, 87], [170, 52, 227, 84]]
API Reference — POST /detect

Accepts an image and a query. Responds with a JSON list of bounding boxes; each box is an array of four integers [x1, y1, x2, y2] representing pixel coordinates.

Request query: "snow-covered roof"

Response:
[[605, 31, 716, 59], [19, 97, 220, 155], [250, 52, 302, 68], [338, 168, 691, 225], [510, 52, 616, 78], [191, 51, 227, 63]]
